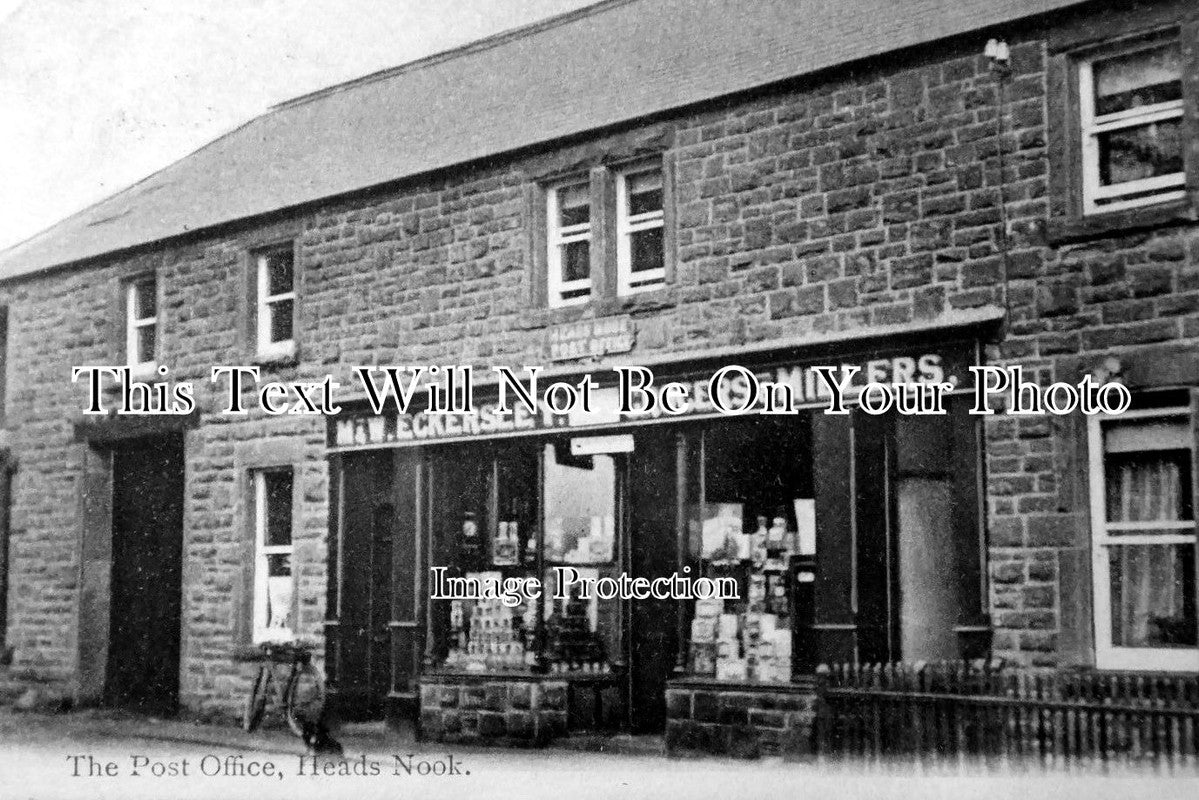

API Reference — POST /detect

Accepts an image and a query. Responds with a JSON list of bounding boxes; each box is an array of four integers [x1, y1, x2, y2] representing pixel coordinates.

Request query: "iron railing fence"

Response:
[[815, 660, 1199, 772]]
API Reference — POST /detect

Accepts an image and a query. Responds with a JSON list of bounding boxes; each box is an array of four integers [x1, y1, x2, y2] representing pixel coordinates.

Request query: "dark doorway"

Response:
[[368, 503, 396, 705], [104, 435, 185, 715], [853, 410, 899, 665], [336, 450, 396, 718], [627, 430, 679, 733]]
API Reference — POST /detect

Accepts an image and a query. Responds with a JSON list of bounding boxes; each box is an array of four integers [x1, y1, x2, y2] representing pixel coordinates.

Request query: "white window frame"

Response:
[[546, 181, 592, 308], [252, 469, 295, 644], [256, 250, 296, 359], [1079, 38, 1186, 215], [125, 277, 157, 374], [1088, 407, 1198, 671], [616, 167, 666, 296]]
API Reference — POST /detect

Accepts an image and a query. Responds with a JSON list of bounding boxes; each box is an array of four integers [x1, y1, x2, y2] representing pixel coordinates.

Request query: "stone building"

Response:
[[0, 0, 1196, 757]]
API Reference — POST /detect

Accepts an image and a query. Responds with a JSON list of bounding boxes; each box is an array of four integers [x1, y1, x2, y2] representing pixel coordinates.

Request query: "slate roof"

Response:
[[0, 0, 1089, 280]]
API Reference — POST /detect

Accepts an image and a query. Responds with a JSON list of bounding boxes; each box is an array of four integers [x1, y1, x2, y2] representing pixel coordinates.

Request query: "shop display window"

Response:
[[542, 443, 620, 674], [432, 440, 620, 675], [434, 444, 539, 673], [683, 416, 815, 684]]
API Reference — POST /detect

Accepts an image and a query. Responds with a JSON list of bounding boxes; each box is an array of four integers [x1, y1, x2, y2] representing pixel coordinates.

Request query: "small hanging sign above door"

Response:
[[570, 433, 635, 455], [545, 315, 635, 362]]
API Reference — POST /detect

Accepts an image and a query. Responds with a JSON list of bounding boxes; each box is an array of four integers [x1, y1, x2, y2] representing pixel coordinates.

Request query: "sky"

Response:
[[0, 0, 597, 251]]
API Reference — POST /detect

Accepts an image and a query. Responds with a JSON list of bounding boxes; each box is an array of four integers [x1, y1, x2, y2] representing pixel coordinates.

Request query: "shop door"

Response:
[[627, 430, 678, 734], [853, 411, 899, 664], [337, 451, 395, 718], [104, 435, 184, 715], [816, 405, 983, 666]]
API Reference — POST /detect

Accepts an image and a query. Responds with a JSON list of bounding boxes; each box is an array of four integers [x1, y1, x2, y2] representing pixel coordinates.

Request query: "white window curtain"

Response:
[[1108, 457, 1182, 523], [1106, 455, 1192, 647]]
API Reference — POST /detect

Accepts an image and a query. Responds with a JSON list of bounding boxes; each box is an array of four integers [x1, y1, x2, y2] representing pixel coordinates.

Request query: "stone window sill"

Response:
[[535, 289, 675, 328], [598, 287, 676, 316], [1047, 199, 1198, 245], [252, 346, 300, 371]]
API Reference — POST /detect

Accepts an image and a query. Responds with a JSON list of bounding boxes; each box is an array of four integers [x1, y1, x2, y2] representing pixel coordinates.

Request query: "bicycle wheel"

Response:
[[243, 666, 271, 732], [284, 660, 327, 738]]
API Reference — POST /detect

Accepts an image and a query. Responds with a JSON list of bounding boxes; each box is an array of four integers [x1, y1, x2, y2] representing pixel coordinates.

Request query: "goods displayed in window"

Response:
[[444, 575, 538, 671], [431, 442, 618, 674], [688, 505, 812, 683], [683, 417, 815, 684], [434, 448, 538, 672], [543, 568, 611, 674], [539, 444, 620, 673]]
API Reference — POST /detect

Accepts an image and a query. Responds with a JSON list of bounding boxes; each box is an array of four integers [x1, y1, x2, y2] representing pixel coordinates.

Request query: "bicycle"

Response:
[[237, 640, 327, 737]]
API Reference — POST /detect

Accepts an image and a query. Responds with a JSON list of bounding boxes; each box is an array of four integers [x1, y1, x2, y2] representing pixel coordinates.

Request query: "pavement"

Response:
[[1, 708, 1197, 800]]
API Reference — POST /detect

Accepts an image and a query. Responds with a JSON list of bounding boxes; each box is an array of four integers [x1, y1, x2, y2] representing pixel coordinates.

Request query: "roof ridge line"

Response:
[[0, 2, 636, 261], [0, 115, 264, 261], [268, 0, 639, 112]]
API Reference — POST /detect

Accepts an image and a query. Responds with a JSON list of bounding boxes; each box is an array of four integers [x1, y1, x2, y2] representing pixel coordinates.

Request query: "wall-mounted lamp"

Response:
[[985, 38, 1011, 77]]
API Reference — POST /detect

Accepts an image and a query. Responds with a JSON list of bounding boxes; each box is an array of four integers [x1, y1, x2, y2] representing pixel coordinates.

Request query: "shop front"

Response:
[[322, 330, 990, 755]]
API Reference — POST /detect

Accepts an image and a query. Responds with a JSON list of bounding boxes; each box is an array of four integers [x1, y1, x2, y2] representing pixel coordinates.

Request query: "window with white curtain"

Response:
[[1090, 408, 1197, 670]]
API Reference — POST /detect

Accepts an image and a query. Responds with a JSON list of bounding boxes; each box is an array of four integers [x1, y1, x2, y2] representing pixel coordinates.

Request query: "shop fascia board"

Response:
[[335, 305, 1005, 406]]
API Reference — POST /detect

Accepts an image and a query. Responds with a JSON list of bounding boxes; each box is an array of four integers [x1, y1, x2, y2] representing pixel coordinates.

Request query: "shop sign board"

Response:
[[329, 340, 979, 450], [545, 316, 635, 362], [570, 434, 635, 455]]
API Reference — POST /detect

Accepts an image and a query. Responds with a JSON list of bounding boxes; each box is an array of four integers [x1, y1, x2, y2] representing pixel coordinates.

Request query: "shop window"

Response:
[[541, 443, 620, 672], [1048, 22, 1199, 239], [684, 416, 814, 684], [254, 246, 297, 360], [124, 276, 157, 374], [253, 469, 295, 643], [1089, 408, 1198, 670], [539, 162, 671, 309], [434, 446, 537, 672], [432, 441, 619, 674]]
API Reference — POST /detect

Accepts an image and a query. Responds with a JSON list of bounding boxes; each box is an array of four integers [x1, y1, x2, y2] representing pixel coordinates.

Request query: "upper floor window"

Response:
[[540, 162, 670, 309], [1079, 38, 1186, 214], [546, 181, 593, 308], [1049, 22, 1198, 239], [256, 247, 296, 359], [125, 277, 157, 372], [1089, 406, 1198, 671], [616, 167, 666, 295], [253, 469, 294, 643]]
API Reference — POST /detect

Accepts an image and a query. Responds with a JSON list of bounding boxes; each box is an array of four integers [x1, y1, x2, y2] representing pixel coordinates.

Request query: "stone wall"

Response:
[[665, 680, 817, 759], [418, 675, 569, 747]]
